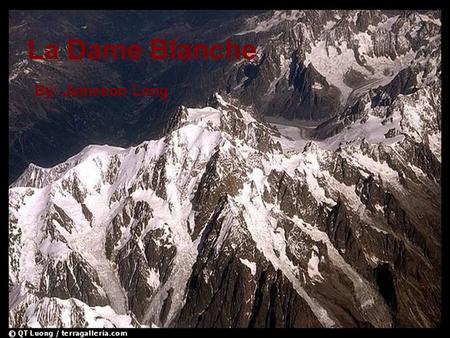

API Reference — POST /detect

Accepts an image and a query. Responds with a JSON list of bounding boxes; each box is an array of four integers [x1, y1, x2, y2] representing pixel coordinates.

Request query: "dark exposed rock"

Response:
[[159, 288, 174, 325], [51, 204, 74, 234], [39, 252, 108, 307], [248, 268, 322, 328], [80, 203, 93, 226], [372, 67, 419, 107], [144, 229, 177, 284], [374, 263, 396, 308]]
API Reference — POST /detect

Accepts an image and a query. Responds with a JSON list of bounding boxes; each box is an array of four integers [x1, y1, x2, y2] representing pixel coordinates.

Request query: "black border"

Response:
[[4, 1, 448, 337]]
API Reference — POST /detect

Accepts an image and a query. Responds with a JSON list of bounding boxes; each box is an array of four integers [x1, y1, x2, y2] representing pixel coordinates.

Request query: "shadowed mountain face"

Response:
[[9, 10, 258, 182], [9, 10, 440, 328]]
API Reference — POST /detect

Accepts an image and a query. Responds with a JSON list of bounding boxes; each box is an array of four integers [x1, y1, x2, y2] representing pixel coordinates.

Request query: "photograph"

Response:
[[7, 7, 443, 334]]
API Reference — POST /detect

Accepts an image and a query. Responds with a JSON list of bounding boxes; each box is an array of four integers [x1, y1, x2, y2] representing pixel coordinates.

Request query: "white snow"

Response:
[[23, 298, 135, 328], [307, 246, 324, 283], [147, 268, 161, 289], [240, 258, 257, 276], [304, 29, 416, 105], [312, 82, 323, 90], [248, 168, 265, 193]]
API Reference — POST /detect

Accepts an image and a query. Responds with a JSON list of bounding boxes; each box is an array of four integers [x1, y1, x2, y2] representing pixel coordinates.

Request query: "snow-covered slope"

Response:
[[10, 83, 440, 327]]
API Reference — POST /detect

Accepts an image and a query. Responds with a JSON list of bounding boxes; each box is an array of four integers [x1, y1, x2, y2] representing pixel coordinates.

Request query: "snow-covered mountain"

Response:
[[9, 9, 440, 328], [228, 10, 440, 121], [10, 85, 440, 327]]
